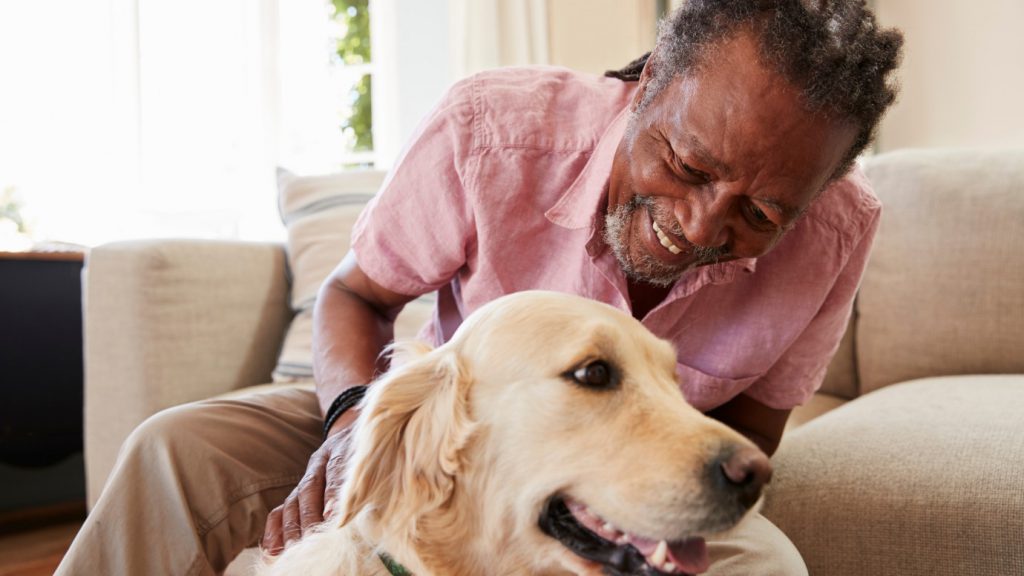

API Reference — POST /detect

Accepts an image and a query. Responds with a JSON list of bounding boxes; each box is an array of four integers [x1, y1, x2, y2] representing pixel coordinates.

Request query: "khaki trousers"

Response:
[[56, 386, 807, 576]]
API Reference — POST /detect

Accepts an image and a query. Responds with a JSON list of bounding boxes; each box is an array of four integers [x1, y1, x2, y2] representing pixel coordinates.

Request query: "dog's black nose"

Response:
[[717, 446, 773, 508]]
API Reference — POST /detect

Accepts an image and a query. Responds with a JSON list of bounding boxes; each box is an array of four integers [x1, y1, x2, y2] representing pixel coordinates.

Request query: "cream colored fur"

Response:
[[257, 290, 760, 576]]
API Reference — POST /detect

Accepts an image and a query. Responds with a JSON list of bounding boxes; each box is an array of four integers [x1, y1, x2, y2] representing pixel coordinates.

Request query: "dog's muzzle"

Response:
[[538, 496, 706, 576]]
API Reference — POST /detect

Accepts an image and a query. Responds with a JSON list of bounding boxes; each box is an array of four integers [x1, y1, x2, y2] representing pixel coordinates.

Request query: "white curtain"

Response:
[[371, 0, 550, 168], [0, 0, 343, 246], [449, 0, 550, 78], [1, 0, 553, 247], [370, 0, 547, 170]]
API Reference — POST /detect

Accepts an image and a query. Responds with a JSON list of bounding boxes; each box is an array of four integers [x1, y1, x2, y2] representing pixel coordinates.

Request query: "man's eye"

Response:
[[747, 203, 773, 226], [567, 360, 618, 390], [680, 162, 711, 183]]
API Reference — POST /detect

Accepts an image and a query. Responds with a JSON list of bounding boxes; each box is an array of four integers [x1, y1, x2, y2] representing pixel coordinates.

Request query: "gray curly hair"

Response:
[[606, 0, 903, 179]]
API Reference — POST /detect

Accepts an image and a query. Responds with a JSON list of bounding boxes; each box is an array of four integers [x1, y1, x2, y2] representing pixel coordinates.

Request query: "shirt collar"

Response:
[[544, 105, 631, 231], [731, 257, 758, 274]]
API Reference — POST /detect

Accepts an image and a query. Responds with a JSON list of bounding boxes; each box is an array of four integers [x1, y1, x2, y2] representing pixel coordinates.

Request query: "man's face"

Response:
[[605, 32, 858, 287]]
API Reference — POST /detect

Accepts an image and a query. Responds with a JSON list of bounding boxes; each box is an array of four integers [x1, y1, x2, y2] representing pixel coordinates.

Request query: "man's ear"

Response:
[[631, 51, 658, 112]]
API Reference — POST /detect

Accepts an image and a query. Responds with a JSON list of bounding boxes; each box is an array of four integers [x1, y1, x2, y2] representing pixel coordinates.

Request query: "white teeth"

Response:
[[664, 561, 676, 572], [651, 540, 668, 566], [652, 222, 683, 255], [602, 522, 617, 534]]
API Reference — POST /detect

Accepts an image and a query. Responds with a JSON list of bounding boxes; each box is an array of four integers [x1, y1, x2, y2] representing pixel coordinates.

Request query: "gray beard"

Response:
[[602, 196, 728, 288]]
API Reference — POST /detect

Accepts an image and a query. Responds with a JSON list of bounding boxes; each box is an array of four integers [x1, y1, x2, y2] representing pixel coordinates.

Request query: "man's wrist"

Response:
[[325, 408, 360, 439], [322, 385, 368, 439]]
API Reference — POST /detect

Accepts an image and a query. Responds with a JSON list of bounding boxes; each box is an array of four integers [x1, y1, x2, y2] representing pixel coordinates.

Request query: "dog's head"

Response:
[[338, 290, 770, 576]]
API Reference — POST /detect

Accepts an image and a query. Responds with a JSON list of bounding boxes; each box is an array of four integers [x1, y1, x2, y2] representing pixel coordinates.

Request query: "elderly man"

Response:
[[57, 0, 901, 574]]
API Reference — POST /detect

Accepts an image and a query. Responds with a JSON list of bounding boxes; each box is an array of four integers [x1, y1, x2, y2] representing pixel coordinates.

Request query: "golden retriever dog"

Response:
[[258, 290, 771, 576]]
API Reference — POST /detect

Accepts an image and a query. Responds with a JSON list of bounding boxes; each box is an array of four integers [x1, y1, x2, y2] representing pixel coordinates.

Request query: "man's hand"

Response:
[[262, 252, 415, 554], [261, 428, 352, 555]]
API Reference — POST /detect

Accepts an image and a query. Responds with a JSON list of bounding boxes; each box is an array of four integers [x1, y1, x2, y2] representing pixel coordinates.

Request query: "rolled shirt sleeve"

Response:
[[351, 78, 478, 297]]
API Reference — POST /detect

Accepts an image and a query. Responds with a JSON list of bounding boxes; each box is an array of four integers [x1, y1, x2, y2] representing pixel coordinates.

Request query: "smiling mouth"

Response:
[[538, 495, 709, 576], [653, 221, 683, 255], [650, 213, 730, 265]]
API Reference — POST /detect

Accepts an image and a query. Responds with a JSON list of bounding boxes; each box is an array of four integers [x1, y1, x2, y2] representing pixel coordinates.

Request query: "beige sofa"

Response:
[[83, 149, 1024, 575], [764, 148, 1024, 574]]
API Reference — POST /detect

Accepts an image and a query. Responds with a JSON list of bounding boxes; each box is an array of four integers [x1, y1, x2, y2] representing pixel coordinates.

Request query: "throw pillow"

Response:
[[273, 168, 435, 383]]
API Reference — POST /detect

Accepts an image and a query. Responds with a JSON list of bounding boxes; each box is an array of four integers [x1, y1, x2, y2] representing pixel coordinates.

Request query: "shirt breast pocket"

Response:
[[675, 362, 763, 413]]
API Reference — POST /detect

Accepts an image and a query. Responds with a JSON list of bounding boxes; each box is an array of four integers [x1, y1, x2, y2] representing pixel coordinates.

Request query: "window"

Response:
[[0, 0, 452, 246], [329, 0, 375, 168]]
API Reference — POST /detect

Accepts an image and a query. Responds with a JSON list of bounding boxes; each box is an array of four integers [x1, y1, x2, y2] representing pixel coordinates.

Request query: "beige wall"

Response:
[[546, 0, 658, 75], [875, 0, 1024, 150], [544, 0, 1024, 151]]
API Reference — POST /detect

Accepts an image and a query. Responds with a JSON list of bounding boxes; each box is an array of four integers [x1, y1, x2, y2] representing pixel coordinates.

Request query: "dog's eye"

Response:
[[568, 360, 617, 390]]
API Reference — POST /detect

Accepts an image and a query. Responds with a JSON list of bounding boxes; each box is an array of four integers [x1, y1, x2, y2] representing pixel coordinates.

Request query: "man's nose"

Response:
[[673, 194, 730, 249]]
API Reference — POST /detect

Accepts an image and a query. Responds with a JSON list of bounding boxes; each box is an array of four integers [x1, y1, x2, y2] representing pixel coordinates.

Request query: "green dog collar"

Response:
[[379, 552, 412, 576]]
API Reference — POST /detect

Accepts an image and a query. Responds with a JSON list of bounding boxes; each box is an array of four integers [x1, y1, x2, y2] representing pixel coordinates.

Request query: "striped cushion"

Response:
[[273, 168, 435, 383]]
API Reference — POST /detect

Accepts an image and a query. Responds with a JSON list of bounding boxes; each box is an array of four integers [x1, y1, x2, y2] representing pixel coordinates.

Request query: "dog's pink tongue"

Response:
[[628, 535, 708, 574], [667, 538, 709, 574]]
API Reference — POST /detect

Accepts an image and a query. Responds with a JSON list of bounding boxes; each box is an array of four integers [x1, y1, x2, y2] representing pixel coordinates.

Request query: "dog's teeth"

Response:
[[650, 540, 668, 566], [602, 522, 618, 535], [617, 534, 631, 545], [664, 561, 676, 573]]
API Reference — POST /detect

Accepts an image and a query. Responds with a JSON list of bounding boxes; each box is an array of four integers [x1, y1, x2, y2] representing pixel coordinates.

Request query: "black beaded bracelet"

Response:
[[323, 385, 368, 439]]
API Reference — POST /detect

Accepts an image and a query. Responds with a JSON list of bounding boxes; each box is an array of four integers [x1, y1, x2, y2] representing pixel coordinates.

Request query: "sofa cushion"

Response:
[[764, 375, 1024, 576], [273, 169, 435, 383], [858, 149, 1024, 394]]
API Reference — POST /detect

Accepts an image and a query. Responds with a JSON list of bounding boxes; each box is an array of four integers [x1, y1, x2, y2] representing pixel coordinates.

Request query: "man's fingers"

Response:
[[262, 506, 284, 556], [323, 451, 348, 518], [284, 452, 328, 546], [296, 446, 328, 531], [297, 475, 326, 531], [265, 439, 345, 552], [282, 495, 302, 547]]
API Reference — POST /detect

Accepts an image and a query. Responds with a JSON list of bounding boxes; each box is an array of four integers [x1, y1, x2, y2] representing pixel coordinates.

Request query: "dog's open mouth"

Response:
[[539, 495, 709, 576]]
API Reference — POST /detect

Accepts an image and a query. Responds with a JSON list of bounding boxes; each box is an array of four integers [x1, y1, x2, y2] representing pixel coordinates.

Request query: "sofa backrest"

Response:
[[818, 319, 859, 399], [846, 148, 1024, 395]]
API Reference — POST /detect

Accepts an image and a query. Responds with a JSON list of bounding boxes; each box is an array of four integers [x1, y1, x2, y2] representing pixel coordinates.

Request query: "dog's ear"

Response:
[[337, 342, 476, 529]]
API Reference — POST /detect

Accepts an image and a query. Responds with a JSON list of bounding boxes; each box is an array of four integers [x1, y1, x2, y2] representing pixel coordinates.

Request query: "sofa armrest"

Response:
[[83, 239, 292, 506]]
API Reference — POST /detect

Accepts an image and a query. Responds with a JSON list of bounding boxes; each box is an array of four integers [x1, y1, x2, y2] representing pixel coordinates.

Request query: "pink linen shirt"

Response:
[[352, 66, 881, 412]]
